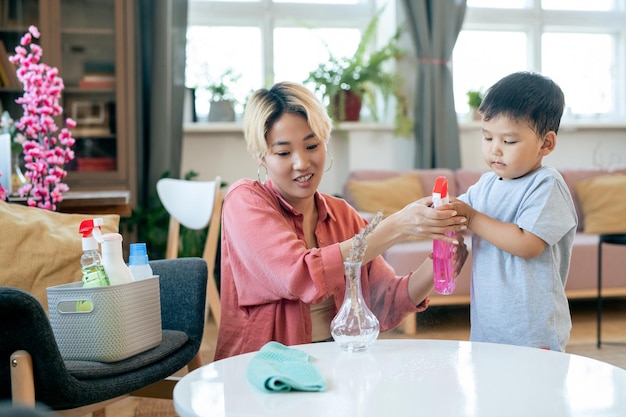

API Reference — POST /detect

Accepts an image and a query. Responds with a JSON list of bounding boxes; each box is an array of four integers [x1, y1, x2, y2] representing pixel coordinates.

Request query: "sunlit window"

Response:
[[542, 33, 614, 118], [541, 0, 613, 11], [186, 0, 374, 121], [466, 0, 526, 8], [455, 0, 625, 122], [186, 0, 626, 124], [274, 28, 360, 87], [453, 31, 527, 115], [186, 26, 262, 118]]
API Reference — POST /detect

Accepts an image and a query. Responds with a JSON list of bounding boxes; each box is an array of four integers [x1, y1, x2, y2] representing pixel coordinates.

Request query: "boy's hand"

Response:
[[449, 198, 476, 229]]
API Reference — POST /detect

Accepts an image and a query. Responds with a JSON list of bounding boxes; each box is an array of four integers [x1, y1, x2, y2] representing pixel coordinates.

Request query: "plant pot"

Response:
[[208, 100, 235, 122], [471, 106, 481, 121], [332, 90, 362, 122]]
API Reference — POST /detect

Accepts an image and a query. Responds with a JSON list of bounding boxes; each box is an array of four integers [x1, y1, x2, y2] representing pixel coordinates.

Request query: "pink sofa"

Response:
[[344, 167, 626, 333]]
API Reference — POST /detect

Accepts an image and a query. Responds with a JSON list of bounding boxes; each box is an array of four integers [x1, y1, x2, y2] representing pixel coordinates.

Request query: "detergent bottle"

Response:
[[128, 243, 154, 281], [432, 176, 456, 295]]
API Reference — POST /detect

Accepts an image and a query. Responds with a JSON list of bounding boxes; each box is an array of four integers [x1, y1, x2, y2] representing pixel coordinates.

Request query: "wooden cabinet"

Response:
[[0, 0, 136, 204]]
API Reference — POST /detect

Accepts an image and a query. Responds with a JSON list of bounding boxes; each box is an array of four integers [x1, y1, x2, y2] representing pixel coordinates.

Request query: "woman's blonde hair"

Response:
[[243, 81, 332, 158]]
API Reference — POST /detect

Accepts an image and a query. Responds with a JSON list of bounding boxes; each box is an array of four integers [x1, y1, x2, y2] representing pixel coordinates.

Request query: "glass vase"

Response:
[[331, 261, 380, 352], [10, 152, 27, 195]]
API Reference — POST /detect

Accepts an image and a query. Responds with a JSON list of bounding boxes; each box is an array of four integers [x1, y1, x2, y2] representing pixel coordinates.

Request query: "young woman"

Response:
[[215, 81, 468, 360]]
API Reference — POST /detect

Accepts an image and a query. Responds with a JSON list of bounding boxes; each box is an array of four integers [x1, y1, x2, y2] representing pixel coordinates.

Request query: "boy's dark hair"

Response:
[[479, 71, 565, 136]]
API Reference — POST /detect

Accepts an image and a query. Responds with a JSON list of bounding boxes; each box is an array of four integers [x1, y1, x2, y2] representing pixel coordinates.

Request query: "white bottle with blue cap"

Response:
[[128, 242, 154, 281]]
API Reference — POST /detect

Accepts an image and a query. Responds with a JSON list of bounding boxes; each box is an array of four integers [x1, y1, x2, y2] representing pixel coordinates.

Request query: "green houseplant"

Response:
[[206, 68, 241, 122], [467, 90, 483, 120], [467, 90, 483, 109], [304, 7, 412, 137]]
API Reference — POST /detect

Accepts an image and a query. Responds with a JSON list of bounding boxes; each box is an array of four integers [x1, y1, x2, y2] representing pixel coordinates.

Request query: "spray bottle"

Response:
[[78, 218, 110, 288], [100, 232, 134, 285], [432, 176, 456, 295]]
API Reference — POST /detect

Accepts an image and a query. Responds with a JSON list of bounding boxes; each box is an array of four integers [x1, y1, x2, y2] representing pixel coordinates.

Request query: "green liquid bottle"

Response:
[[79, 218, 110, 288], [77, 219, 110, 312]]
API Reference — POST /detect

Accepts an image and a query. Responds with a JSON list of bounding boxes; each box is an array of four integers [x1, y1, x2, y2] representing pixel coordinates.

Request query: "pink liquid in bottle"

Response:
[[432, 176, 456, 295]]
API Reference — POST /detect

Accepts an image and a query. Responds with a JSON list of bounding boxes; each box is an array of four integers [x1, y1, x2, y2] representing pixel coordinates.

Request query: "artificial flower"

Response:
[[8, 25, 76, 210]]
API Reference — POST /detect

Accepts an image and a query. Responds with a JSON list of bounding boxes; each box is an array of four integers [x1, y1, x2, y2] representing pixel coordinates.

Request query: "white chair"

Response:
[[156, 177, 223, 333]]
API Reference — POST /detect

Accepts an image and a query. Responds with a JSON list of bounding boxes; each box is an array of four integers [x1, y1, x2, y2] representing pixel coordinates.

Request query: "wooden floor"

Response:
[[107, 297, 626, 417]]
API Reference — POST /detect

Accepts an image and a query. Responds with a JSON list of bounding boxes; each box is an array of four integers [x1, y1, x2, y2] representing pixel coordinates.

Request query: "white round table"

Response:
[[174, 339, 626, 417]]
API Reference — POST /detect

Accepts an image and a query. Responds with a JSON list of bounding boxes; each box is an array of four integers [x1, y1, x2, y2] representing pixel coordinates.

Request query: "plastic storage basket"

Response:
[[47, 276, 162, 362]]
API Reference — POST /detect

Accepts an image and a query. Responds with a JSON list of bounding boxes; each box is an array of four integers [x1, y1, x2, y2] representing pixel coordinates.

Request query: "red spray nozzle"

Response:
[[432, 176, 449, 207], [79, 218, 105, 238], [433, 176, 448, 199]]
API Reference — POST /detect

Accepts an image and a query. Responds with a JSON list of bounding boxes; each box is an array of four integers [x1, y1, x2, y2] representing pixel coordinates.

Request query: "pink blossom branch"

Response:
[[8, 25, 75, 210]]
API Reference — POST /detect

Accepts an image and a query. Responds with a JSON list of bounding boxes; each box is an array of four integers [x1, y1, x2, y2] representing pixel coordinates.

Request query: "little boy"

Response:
[[453, 71, 577, 351]]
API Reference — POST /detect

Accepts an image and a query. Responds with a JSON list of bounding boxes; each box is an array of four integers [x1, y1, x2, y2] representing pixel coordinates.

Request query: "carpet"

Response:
[[134, 398, 177, 417], [566, 342, 626, 369]]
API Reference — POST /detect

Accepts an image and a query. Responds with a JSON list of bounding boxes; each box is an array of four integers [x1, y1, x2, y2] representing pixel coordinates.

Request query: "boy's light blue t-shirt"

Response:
[[458, 166, 578, 351]]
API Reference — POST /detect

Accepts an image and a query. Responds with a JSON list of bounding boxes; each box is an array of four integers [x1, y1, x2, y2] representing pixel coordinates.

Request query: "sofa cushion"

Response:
[[343, 169, 456, 206], [346, 173, 424, 218], [0, 201, 119, 309], [574, 173, 626, 234], [454, 169, 486, 195], [65, 330, 188, 379]]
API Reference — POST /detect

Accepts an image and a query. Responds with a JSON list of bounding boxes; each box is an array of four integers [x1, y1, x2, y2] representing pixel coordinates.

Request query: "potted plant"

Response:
[[304, 6, 412, 137], [206, 68, 241, 122], [467, 90, 483, 121]]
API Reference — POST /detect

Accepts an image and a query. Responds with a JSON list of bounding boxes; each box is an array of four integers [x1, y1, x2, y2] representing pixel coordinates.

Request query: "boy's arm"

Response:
[[451, 198, 547, 259]]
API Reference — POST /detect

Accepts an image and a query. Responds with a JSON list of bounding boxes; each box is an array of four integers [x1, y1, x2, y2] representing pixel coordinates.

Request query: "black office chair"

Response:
[[0, 258, 208, 416], [596, 234, 626, 348]]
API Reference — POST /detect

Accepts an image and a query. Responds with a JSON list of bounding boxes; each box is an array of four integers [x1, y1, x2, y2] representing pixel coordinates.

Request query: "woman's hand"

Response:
[[451, 232, 469, 276], [388, 196, 467, 243]]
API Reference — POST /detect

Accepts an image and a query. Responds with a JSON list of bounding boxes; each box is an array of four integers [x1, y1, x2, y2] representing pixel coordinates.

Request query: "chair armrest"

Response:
[[0, 287, 71, 401], [149, 258, 208, 345]]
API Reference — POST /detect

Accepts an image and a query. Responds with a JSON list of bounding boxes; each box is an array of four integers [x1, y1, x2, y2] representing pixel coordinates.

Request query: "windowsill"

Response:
[[184, 120, 626, 135], [460, 119, 626, 132], [183, 121, 395, 134]]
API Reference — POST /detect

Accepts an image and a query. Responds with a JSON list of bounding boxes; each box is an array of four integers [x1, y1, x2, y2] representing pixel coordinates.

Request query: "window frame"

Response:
[[187, 0, 382, 88], [459, 0, 626, 122]]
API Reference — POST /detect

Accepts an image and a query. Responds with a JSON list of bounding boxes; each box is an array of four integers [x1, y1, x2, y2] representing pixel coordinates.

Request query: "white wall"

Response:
[[181, 123, 415, 196], [182, 122, 626, 195], [460, 122, 626, 171]]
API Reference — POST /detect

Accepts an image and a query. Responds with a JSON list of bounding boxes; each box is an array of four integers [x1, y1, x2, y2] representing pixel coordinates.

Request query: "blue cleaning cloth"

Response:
[[246, 341, 327, 393]]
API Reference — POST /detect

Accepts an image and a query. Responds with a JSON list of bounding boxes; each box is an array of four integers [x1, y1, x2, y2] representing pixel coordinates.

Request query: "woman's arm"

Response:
[[349, 198, 469, 307], [338, 197, 468, 265]]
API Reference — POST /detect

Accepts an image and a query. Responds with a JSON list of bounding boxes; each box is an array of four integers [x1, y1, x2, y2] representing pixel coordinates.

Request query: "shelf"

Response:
[[8, 189, 131, 216], [0, 0, 137, 207], [61, 28, 114, 36]]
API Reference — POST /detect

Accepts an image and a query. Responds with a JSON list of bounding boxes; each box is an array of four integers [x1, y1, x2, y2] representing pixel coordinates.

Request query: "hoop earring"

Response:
[[257, 164, 268, 184], [325, 151, 334, 172]]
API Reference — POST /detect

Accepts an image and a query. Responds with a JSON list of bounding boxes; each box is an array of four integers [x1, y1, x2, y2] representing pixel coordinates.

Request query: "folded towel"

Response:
[[246, 341, 327, 393]]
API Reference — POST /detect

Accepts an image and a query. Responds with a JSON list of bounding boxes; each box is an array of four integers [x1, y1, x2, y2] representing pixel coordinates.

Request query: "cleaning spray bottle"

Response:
[[432, 176, 456, 295], [101, 232, 134, 285], [79, 218, 110, 288]]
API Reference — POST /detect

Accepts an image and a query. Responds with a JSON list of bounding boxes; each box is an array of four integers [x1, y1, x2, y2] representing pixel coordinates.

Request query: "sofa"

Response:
[[343, 167, 626, 332]]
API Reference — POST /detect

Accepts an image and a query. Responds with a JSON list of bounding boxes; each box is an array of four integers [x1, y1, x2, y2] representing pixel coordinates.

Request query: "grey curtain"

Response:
[[136, 0, 188, 207], [401, 0, 466, 169]]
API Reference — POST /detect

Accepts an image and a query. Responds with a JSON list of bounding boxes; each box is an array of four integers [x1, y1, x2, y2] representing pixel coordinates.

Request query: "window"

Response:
[[454, 0, 626, 122], [185, 0, 380, 121]]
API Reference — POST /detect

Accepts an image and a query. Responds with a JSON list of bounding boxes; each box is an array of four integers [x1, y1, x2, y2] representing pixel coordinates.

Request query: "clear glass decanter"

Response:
[[331, 261, 380, 352]]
